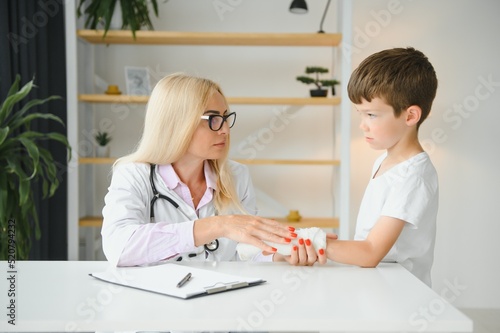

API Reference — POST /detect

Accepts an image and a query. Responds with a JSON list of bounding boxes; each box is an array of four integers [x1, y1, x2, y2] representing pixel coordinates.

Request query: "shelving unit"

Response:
[[66, 15, 350, 259]]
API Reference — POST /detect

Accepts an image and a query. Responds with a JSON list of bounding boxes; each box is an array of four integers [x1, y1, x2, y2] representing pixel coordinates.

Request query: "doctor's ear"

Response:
[[404, 105, 422, 126]]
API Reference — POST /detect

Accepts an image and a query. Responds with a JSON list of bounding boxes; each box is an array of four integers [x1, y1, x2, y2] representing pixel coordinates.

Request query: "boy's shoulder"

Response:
[[375, 152, 437, 182]]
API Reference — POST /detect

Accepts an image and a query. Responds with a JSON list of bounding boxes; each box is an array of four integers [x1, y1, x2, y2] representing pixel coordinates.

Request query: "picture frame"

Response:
[[124, 66, 151, 95]]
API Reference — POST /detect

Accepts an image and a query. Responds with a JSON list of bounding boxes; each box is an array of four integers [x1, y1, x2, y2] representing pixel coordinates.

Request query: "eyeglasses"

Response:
[[200, 112, 236, 131]]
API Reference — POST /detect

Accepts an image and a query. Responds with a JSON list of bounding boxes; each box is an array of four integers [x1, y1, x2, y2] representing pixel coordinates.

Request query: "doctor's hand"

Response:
[[194, 215, 297, 254]]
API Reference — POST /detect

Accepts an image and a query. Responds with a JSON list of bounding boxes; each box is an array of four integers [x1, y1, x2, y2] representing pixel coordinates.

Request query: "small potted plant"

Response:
[[296, 66, 340, 97], [77, 0, 160, 39], [95, 131, 112, 157]]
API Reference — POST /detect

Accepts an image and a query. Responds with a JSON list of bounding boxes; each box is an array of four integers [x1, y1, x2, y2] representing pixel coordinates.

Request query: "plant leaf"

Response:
[[0, 78, 33, 124], [8, 95, 61, 127], [150, 0, 159, 16], [18, 131, 46, 140], [18, 137, 40, 180], [5, 74, 21, 100], [102, 0, 118, 38], [18, 178, 31, 206], [0, 126, 8, 145], [10, 111, 64, 132], [46, 132, 72, 160]]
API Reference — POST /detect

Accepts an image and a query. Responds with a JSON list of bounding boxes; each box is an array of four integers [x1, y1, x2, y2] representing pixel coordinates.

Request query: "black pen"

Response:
[[176, 272, 192, 288]]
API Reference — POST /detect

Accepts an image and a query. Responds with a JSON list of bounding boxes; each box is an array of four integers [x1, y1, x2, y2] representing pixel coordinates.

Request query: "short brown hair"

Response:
[[348, 47, 438, 128]]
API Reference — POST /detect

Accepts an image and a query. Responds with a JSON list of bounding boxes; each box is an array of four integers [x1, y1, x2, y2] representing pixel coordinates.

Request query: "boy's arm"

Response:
[[324, 216, 405, 267]]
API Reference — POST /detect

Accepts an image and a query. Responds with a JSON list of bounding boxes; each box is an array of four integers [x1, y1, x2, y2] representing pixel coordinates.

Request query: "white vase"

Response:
[[96, 146, 110, 158]]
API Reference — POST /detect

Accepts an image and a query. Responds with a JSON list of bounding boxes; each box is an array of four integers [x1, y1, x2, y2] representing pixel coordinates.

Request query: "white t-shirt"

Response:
[[354, 152, 438, 286]]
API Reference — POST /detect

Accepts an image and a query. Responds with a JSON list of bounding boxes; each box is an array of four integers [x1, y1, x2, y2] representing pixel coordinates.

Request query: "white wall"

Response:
[[349, 0, 500, 308]]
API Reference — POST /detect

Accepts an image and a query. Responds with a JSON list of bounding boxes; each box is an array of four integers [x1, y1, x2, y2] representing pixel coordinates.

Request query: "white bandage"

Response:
[[236, 227, 327, 260]]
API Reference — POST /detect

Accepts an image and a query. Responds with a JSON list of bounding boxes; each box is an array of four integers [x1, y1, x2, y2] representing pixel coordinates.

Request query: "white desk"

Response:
[[0, 261, 472, 332]]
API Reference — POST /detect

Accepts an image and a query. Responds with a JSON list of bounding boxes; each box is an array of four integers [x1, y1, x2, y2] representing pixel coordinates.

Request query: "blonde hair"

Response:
[[115, 73, 244, 213]]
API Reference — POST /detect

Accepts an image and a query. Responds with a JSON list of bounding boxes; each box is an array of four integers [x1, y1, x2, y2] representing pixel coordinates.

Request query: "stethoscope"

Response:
[[149, 164, 219, 255]]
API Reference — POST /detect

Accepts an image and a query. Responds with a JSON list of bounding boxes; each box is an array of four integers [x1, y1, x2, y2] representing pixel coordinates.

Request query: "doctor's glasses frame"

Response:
[[200, 112, 236, 131]]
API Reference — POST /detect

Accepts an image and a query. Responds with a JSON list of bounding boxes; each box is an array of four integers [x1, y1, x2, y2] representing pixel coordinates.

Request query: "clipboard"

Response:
[[89, 263, 266, 299]]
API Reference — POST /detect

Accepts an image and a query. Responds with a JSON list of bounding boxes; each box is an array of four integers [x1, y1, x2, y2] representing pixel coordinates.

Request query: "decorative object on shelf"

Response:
[[77, 0, 159, 39], [0, 75, 71, 260], [105, 85, 122, 95], [296, 66, 339, 97], [94, 131, 112, 157], [286, 210, 302, 222], [289, 0, 332, 33], [125, 66, 151, 95]]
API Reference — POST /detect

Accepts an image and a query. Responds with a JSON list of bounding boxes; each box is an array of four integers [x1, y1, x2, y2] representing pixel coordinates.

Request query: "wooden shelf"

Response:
[[79, 216, 104, 228], [79, 157, 340, 166], [235, 159, 340, 166], [271, 217, 339, 229], [77, 30, 342, 47], [80, 157, 116, 164], [79, 94, 149, 104], [79, 216, 338, 229], [78, 94, 340, 106]]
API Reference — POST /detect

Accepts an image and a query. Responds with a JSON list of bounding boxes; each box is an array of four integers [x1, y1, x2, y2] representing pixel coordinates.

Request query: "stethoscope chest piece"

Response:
[[204, 239, 219, 252]]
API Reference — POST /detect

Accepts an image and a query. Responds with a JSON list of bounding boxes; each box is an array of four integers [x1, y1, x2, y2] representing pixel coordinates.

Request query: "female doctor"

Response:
[[101, 73, 302, 267]]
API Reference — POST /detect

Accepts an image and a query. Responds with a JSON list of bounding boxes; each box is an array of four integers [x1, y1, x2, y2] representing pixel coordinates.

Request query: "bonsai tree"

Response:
[[297, 66, 340, 97], [0, 75, 71, 260], [77, 0, 160, 39], [95, 131, 112, 146]]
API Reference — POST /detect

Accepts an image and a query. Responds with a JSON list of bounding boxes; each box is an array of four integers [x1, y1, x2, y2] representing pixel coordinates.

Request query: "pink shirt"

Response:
[[117, 162, 272, 265], [159, 162, 217, 214]]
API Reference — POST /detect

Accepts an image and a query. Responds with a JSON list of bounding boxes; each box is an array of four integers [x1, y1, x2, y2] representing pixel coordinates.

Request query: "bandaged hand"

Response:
[[237, 227, 327, 266]]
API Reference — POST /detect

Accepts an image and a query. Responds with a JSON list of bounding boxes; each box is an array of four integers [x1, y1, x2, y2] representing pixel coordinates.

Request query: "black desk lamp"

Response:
[[289, 0, 331, 33]]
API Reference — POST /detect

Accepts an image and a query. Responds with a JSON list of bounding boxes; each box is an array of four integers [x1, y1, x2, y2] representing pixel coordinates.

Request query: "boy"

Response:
[[320, 47, 439, 286]]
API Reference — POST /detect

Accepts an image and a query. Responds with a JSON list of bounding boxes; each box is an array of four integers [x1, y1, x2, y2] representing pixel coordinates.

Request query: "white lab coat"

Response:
[[101, 161, 257, 266]]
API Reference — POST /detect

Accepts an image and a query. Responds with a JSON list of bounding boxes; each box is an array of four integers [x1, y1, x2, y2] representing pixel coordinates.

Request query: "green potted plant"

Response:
[[77, 0, 160, 39], [95, 131, 112, 157], [296, 66, 340, 97], [0, 75, 71, 260]]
